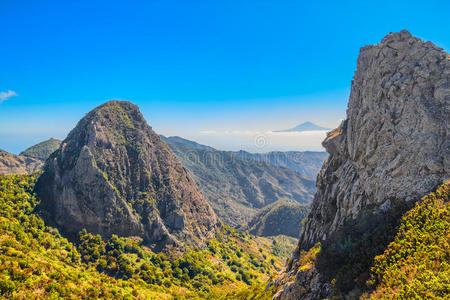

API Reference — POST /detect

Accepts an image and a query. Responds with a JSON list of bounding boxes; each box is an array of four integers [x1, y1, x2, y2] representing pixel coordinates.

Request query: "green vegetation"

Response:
[[243, 198, 310, 238], [20, 138, 61, 161], [314, 194, 412, 294], [365, 183, 450, 299], [0, 173, 295, 299], [285, 183, 450, 299], [269, 235, 298, 258], [270, 242, 321, 296], [162, 135, 316, 227], [296, 243, 321, 272]]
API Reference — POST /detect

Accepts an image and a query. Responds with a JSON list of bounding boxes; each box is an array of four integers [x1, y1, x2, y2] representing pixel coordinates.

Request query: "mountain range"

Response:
[[0, 133, 324, 231], [232, 150, 327, 179], [0, 30, 448, 300], [0, 148, 42, 175], [161, 135, 318, 226]]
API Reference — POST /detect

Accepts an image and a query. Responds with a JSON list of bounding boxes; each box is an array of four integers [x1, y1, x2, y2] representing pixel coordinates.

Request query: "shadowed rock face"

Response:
[[275, 30, 449, 299], [36, 101, 219, 250]]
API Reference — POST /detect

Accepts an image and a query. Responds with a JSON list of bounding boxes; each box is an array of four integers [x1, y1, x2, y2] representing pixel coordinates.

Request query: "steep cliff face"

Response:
[[36, 101, 219, 250], [275, 30, 449, 299], [300, 30, 449, 248]]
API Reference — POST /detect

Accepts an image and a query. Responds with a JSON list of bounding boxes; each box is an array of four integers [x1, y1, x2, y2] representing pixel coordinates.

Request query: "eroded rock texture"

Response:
[[36, 101, 219, 250], [275, 30, 449, 299]]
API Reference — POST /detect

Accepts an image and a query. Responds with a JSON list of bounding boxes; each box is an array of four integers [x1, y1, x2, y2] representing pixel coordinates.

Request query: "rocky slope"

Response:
[[275, 30, 449, 299], [0, 139, 62, 175], [232, 150, 328, 180], [20, 138, 61, 161], [0, 149, 43, 175], [242, 199, 310, 238], [36, 101, 219, 250], [162, 136, 316, 226]]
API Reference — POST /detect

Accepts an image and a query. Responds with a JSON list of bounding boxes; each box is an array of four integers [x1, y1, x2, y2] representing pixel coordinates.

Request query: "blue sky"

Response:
[[1, 0, 449, 153]]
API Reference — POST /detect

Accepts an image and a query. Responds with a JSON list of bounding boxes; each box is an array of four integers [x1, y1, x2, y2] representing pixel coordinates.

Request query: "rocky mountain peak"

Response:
[[301, 29, 449, 248], [36, 100, 219, 250], [275, 30, 449, 298]]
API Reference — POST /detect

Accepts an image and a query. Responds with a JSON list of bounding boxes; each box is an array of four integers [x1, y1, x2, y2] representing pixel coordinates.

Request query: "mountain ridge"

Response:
[[161, 135, 316, 227], [20, 138, 62, 161], [241, 198, 310, 238], [232, 150, 327, 179]]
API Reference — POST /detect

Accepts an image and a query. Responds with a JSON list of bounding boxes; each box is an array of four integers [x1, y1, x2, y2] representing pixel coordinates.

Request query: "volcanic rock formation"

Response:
[[274, 30, 449, 299], [36, 101, 219, 250]]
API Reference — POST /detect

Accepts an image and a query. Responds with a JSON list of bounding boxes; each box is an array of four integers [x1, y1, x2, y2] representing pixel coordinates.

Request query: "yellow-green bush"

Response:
[[366, 183, 450, 299], [0, 173, 294, 299]]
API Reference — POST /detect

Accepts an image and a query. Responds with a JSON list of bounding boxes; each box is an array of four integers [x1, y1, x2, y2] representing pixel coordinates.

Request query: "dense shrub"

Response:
[[0, 173, 292, 299], [315, 194, 412, 294], [365, 183, 450, 299]]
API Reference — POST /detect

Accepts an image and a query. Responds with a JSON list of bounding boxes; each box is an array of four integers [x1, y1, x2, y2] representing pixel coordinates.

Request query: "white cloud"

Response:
[[266, 130, 330, 136], [0, 90, 18, 103], [198, 129, 329, 137], [192, 128, 329, 152]]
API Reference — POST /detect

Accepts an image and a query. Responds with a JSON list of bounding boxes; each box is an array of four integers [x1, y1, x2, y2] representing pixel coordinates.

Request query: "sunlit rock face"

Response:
[[37, 101, 219, 251], [275, 30, 449, 299]]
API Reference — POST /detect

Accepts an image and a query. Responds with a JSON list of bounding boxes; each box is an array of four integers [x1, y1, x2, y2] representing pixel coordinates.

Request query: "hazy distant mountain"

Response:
[[161, 136, 316, 226], [275, 121, 331, 132], [160, 135, 214, 151], [232, 150, 327, 179], [20, 138, 61, 161]]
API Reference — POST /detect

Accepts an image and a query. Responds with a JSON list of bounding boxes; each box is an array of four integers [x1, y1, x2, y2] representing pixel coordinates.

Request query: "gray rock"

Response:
[[36, 101, 219, 250], [275, 30, 449, 299], [300, 29, 449, 249], [273, 268, 331, 300]]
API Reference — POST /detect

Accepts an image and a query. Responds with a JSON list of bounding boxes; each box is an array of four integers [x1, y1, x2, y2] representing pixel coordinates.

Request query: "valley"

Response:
[[0, 28, 448, 300]]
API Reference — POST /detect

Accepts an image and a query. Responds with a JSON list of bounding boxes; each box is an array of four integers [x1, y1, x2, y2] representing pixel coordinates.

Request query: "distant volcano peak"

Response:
[[275, 121, 331, 132]]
